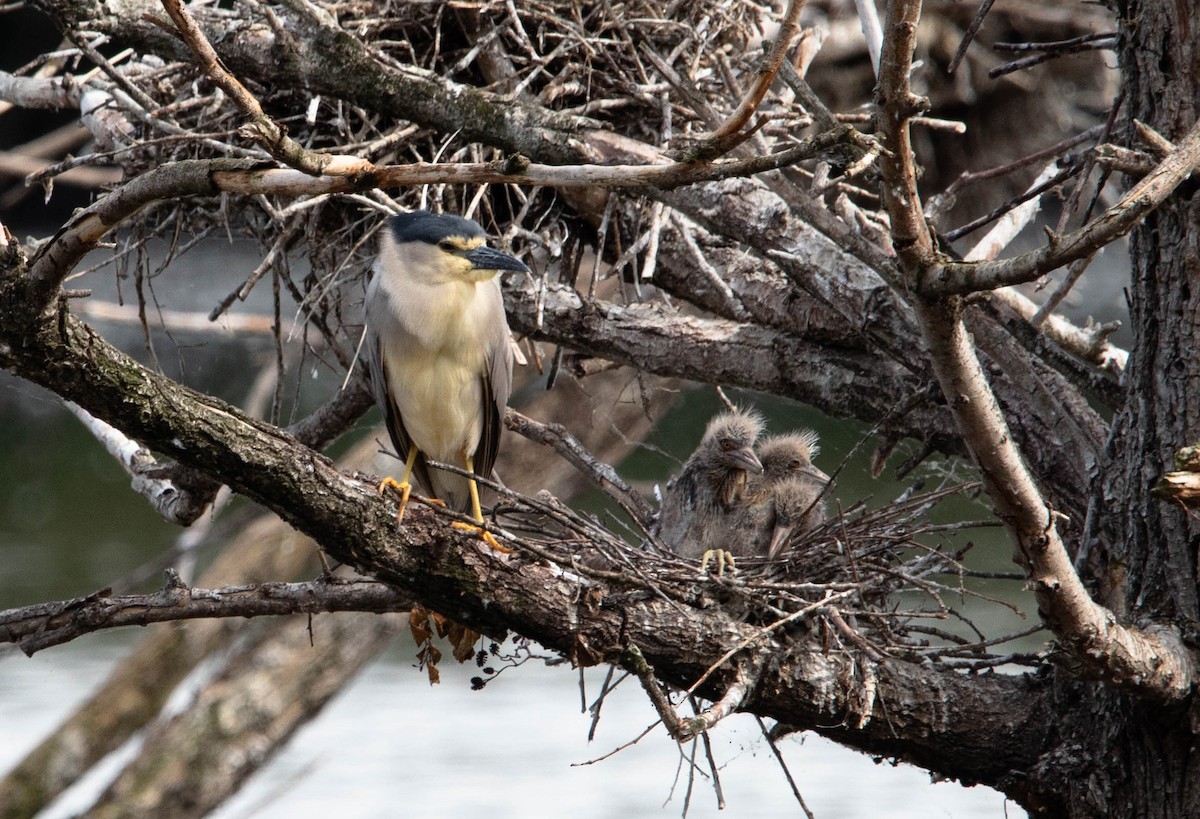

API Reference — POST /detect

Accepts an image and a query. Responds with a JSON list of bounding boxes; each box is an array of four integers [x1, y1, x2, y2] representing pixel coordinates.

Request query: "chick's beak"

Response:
[[803, 464, 831, 484], [466, 245, 530, 274], [767, 520, 797, 560], [728, 446, 764, 475]]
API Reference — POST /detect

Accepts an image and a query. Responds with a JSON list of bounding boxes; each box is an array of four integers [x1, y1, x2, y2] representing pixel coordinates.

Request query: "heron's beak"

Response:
[[466, 245, 530, 274], [728, 446, 764, 475], [767, 520, 797, 560], [802, 464, 830, 484]]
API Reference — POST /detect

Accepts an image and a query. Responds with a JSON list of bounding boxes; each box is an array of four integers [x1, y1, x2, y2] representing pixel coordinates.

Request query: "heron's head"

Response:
[[382, 211, 529, 285], [700, 410, 764, 475], [758, 430, 829, 484]]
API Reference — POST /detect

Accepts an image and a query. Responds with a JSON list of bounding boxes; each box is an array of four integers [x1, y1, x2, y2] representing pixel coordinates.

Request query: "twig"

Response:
[[505, 409, 657, 529], [689, 0, 805, 159], [754, 715, 816, 819], [686, 589, 858, 698], [776, 56, 838, 133], [158, 0, 366, 176], [942, 165, 1077, 243], [989, 33, 1118, 79], [624, 644, 688, 737], [1027, 254, 1093, 327], [947, 0, 998, 75], [676, 653, 766, 741], [926, 113, 1200, 295], [570, 717, 662, 766], [824, 606, 889, 661], [962, 161, 1063, 262], [694, 700, 727, 809]]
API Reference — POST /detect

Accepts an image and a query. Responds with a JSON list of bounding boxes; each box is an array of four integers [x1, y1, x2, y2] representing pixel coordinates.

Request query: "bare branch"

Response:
[[963, 162, 1062, 263], [914, 298, 1193, 700], [505, 409, 656, 530], [991, 287, 1128, 375], [924, 115, 1200, 296], [676, 654, 766, 741], [159, 0, 365, 176], [876, 0, 934, 270], [0, 70, 80, 109], [0, 572, 411, 655], [874, 0, 1193, 700], [947, 0, 998, 75], [689, 0, 805, 159], [62, 401, 194, 524]]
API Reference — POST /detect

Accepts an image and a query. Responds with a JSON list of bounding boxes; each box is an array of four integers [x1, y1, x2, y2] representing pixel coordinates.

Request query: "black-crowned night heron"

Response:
[[656, 410, 764, 574], [757, 431, 827, 485], [730, 430, 830, 559], [763, 475, 828, 559], [365, 211, 528, 550]]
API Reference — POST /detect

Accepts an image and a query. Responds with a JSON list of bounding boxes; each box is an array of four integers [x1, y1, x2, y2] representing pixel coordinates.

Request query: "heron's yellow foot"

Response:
[[451, 521, 512, 554], [378, 476, 412, 524], [700, 549, 736, 576]]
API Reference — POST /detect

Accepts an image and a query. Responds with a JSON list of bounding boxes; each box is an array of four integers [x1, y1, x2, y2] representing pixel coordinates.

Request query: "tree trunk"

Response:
[[1043, 1, 1200, 816]]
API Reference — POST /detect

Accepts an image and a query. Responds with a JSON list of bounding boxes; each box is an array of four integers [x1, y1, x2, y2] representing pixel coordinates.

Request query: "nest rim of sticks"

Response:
[[475, 476, 1044, 674]]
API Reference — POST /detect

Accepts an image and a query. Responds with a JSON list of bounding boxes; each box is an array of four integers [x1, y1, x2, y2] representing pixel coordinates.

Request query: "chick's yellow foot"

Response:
[[451, 521, 513, 554], [700, 549, 737, 576], [377, 476, 412, 524]]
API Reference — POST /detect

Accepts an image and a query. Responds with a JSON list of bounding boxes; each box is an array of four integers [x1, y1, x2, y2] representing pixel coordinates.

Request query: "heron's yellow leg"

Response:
[[699, 549, 737, 576], [450, 455, 511, 554], [378, 445, 420, 524]]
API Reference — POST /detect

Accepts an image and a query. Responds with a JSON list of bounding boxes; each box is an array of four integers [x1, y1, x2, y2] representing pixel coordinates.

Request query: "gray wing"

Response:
[[475, 280, 514, 482], [656, 465, 701, 554]]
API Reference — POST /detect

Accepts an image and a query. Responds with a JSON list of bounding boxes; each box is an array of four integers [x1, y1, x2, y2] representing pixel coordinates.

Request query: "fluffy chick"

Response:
[[656, 410, 764, 573]]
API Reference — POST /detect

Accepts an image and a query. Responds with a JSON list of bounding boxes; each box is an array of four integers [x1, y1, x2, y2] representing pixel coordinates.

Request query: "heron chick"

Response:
[[764, 475, 828, 559], [365, 211, 528, 551], [757, 430, 828, 485], [728, 429, 830, 559], [656, 410, 764, 574]]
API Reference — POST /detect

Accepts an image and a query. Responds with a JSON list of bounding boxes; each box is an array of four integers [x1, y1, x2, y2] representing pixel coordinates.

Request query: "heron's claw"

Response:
[[699, 549, 737, 576], [378, 476, 412, 525], [452, 521, 512, 554]]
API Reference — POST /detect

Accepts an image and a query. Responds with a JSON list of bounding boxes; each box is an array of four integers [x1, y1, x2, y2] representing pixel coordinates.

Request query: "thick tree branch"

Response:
[[0, 70, 80, 110], [916, 300, 1193, 699], [500, 271, 952, 441]]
